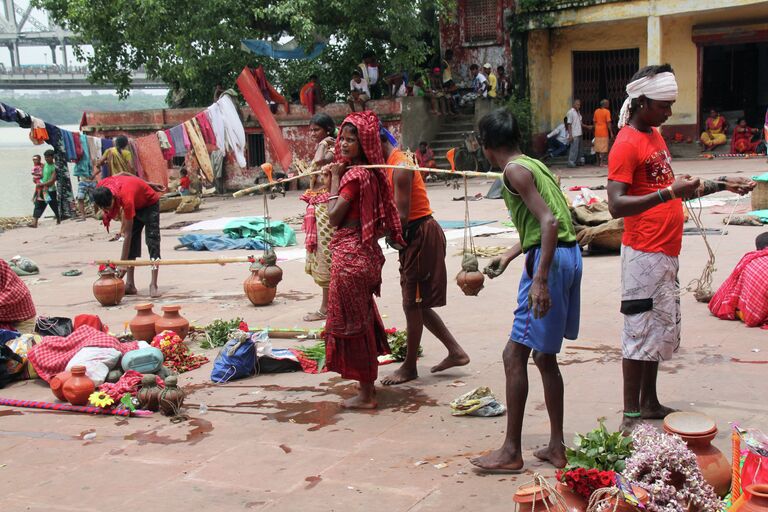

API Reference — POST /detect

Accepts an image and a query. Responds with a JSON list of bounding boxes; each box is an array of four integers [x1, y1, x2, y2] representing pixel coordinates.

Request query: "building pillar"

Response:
[[61, 41, 68, 71], [647, 15, 662, 65], [12, 41, 20, 69], [50, 44, 58, 65]]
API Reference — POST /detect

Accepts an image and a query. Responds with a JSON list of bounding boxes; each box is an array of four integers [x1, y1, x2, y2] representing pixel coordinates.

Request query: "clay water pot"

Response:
[[514, 484, 563, 512], [137, 374, 162, 412], [244, 265, 276, 306], [735, 485, 768, 512], [664, 412, 730, 497], [457, 269, 485, 296], [50, 370, 72, 401], [604, 485, 650, 512], [555, 482, 588, 512], [62, 365, 95, 406], [92, 271, 125, 306], [155, 305, 189, 340], [260, 264, 283, 288], [130, 303, 160, 341], [159, 375, 186, 416]]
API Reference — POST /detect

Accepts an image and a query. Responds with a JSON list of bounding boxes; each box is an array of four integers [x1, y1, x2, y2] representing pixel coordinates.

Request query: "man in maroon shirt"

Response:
[[93, 175, 165, 297]]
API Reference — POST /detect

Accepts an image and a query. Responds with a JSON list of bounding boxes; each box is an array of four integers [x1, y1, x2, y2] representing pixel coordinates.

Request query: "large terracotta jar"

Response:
[[664, 412, 731, 497], [92, 268, 125, 306], [736, 485, 768, 512], [62, 366, 95, 406], [514, 484, 563, 512], [155, 305, 189, 340], [244, 262, 277, 306], [50, 370, 72, 401], [137, 374, 162, 412], [130, 303, 160, 341], [555, 482, 587, 512], [159, 375, 186, 416]]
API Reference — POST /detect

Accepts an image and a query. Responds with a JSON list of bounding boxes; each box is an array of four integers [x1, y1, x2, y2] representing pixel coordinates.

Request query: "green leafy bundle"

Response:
[[201, 318, 244, 349], [563, 419, 633, 473], [386, 329, 422, 362]]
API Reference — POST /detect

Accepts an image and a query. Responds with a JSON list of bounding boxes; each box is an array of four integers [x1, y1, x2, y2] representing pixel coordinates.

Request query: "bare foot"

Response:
[[149, 284, 161, 298], [430, 352, 470, 373], [619, 415, 643, 435], [533, 445, 567, 469], [380, 366, 418, 386], [342, 395, 377, 409], [125, 284, 138, 295], [641, 403, 677, 419], [303, 311, 327, 322], [470, 447, 524, 473]]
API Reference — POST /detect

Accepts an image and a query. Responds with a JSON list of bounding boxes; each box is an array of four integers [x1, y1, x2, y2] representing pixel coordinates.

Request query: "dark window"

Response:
[[572, 48, 640, 121], [247, 133, 266, 168], [464, 0, 499, 44]]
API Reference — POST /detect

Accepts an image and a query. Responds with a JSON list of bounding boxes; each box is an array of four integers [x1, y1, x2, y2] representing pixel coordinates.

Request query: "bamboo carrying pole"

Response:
[[94, 256, 254, 267], [231, 165, 501, 198]]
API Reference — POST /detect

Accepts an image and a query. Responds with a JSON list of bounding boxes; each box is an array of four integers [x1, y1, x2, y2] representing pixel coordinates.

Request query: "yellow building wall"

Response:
[[661, 16, 699, 127]]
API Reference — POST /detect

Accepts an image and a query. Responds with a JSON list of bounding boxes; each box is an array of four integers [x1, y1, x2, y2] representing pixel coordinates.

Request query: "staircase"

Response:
[[430, 114, 476, 169]]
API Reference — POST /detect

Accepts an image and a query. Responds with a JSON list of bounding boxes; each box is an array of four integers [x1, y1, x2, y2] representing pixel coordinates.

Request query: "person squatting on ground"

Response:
[[470, 108, 583, 472], [301, 113, 337, 322], [321, 111, 404, 409], [92, 174, 167, 299], [606, 64, 755, 433], [379, 127, 469, 386], [29, 150, 60, 228]]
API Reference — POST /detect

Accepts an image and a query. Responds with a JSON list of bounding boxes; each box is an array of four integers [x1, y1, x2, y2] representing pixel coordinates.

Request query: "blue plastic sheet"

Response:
[[240, 39, 326, 60], [177, 234, 267, 251]]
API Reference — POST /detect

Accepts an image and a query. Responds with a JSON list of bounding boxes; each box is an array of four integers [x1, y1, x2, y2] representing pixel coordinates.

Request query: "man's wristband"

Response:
[[657, 189, 666, 203]]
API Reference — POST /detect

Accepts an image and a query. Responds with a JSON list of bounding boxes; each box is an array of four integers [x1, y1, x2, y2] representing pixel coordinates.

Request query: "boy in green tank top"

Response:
[[470, 109, 583, 473]]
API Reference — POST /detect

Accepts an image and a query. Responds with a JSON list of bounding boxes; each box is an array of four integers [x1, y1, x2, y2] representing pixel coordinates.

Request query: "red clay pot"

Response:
[[514, 484, 562, 512], [735, 485, 768, 512], [92, 272, 125, 306], [555, 482, 587, 512], [605, 485, 650, 512], [62, 365, 95, 406], [456, 269, 484, 296], [130, 303, 160, 341], [244, 268, 276, 306], [260, 264, 283, 288], [155, 305, 189, 340], [49, 370, 72, 401]]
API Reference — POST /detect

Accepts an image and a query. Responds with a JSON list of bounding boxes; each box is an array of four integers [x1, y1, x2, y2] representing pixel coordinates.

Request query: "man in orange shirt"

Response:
[[593, 99, 614, 167], [379, 132, 469, 385]]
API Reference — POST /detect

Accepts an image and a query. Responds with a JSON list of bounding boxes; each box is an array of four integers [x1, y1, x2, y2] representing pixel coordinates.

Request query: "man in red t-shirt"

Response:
[[379, 135, 469, 386], [93, 174, 165, 298], [607, 64, 755, 433]]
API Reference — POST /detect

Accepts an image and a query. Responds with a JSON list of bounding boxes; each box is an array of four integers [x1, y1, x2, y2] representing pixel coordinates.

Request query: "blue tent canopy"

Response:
[[240, 39, 326, 60]]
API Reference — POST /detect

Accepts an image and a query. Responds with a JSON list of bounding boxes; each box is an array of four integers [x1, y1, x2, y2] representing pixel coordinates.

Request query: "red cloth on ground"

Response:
[[73, 314, 108, 333], [99, 369, 163, 401], [709, 248, 768, 327], [135, 135, 169, 188], [608, 126, 683, 257], [28, 325, 138, 382], [0, 260, 36, 330], [98, 174, 161, 230], [194, 112, 216, 146]]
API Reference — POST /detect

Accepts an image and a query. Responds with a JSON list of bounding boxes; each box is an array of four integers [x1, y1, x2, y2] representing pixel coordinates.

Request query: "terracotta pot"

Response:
[[456, 270, 485, 296], [62, 365, 95, 406], [260, 264, 283, 288], [155, 305, 190, 340], [244, 269, 276, 306], [555, 482, 588, 512], [159, 375, 186, 416], [605, 485, 650, 512], [736, 485, 768, 512], [514, 484, 562, 512], [50, 370, 72, 401], [92, 271, 125, 306], [130, 303, 160, 341], [137, 374, 162, 412], [664, 425, 731, 497]]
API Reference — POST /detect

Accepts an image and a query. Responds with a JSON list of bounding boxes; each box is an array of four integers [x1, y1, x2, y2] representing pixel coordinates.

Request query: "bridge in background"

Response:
[[0, 0, 164, 89]]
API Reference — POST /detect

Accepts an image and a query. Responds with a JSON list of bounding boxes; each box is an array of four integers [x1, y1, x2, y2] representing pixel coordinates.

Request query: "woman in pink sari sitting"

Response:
[[731, 118, 760, 154]]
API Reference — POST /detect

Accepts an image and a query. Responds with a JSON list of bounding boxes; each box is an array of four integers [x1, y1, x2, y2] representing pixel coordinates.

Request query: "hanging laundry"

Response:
[[72, 131, 84, 160], [157, 130, 174, 161], [86, 136, 102, 170], [72, 133, 92, 179], [194, 111, 216, 146], [0, 102, 16, 122], [16, 109, 32, 128], [128, 139, 145, 179], [135, 135, 169, 187], [61, 130, 78, 161], [99, 138, 114, 179], [30, 117, 49, 142], [216, 93, 247, 168], [184, 119, 214, 182], [168, 125, 187, 157], [206, 104, 227, 153], [45, 123, 61, 149], [182, 122, 191, 150]]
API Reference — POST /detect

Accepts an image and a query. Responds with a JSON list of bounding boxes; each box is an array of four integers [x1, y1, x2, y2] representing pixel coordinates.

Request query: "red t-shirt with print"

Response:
[[608, 126, 683, 257]]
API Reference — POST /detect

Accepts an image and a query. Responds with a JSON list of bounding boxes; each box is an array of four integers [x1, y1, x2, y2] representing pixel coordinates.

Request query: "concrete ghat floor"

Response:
[[1, 160, 766, 512]]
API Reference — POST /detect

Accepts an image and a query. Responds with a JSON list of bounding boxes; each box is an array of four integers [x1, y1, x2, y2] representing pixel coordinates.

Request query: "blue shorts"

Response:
[[510, 244, 582, 354], [77, 179, 96, 200]]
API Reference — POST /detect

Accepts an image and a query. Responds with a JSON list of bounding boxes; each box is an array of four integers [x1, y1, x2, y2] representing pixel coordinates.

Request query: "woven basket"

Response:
[[752, 181, 768, 211]]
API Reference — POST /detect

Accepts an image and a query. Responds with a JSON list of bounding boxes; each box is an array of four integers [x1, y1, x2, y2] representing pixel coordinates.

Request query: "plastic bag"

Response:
[[210, 331, 256, 383], [6, 334, 40, 379], [450, 386, 507, 417], [66, 347, 121, 386], [36, 316, 73, 337], [571, 188, 601, 208], [742, 428, 768, 494]]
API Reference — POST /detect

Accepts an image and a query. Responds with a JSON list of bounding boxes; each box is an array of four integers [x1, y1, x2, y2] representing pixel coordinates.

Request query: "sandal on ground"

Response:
[[303, 311, 327, 322]]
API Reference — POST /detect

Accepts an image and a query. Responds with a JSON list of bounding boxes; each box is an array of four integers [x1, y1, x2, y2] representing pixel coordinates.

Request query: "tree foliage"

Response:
[[34, 0, 451, 107]]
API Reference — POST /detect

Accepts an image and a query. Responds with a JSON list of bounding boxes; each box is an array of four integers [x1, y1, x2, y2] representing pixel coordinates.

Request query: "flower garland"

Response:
[[623, 424, 723, 512]]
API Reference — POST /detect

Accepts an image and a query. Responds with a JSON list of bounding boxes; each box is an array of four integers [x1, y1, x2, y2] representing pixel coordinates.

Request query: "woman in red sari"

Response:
[[322, 111, 404, 409], [731, 118, 760, 154]]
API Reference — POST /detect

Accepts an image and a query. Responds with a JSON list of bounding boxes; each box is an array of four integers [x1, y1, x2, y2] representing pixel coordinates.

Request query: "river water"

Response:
[[0, 125, 79, 217]]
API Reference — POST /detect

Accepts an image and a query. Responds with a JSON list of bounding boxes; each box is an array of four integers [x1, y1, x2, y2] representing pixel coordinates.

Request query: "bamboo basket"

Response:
[[751, 181, 768, 211]]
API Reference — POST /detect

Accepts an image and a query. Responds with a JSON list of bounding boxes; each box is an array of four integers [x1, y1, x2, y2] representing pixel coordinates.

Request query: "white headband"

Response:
[[617, 72, 678, 128]]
